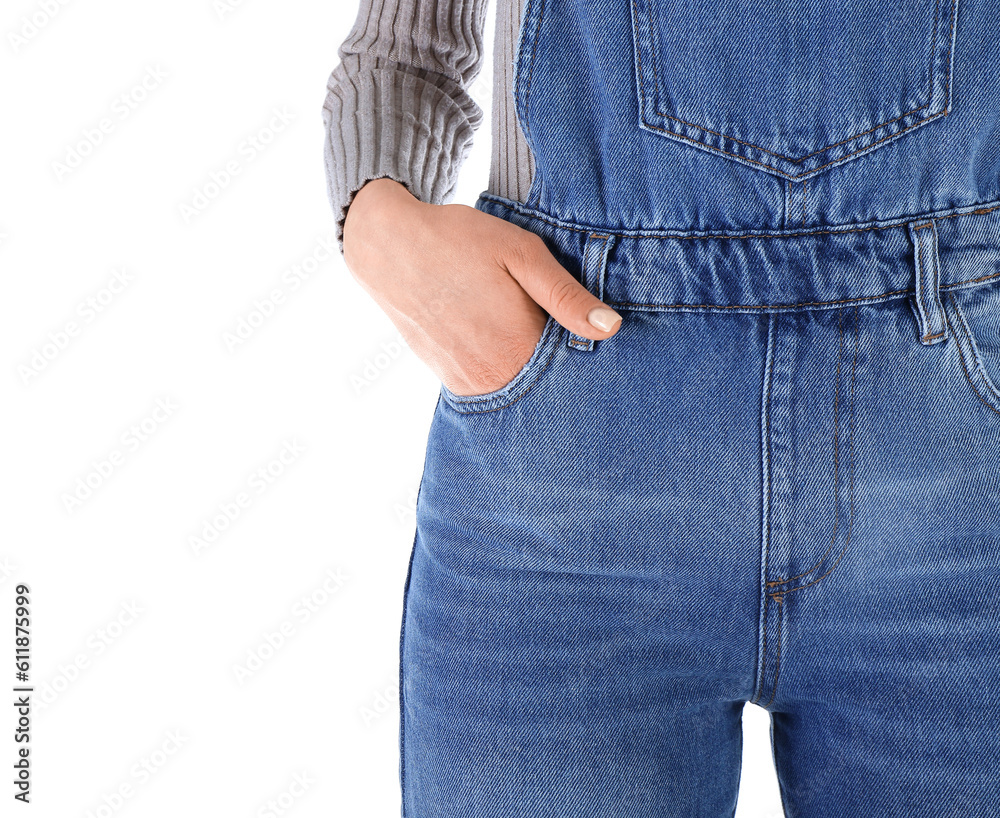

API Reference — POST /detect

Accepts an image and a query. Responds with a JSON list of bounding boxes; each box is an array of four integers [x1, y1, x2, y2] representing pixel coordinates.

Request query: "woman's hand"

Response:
[[342, 178, 622, 397]]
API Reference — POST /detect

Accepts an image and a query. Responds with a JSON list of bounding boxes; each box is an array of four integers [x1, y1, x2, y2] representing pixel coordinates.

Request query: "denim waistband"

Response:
[[475, 193, 1000, 314]]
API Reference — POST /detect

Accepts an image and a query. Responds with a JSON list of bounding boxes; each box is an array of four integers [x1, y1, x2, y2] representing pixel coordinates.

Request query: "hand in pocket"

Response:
[[342, 179, 623, 397]]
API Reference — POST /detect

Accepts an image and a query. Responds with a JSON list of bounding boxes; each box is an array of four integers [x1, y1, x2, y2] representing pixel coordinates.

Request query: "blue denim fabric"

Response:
[[399, 1, 1000, 815]]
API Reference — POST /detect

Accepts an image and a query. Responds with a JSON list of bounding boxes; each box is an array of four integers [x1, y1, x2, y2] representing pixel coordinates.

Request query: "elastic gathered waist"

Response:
[[475, 193, 1000, 314]]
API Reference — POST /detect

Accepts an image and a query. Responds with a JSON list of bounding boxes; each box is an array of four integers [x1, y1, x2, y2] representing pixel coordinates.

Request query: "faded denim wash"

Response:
[[399, 0, 1000, 815]]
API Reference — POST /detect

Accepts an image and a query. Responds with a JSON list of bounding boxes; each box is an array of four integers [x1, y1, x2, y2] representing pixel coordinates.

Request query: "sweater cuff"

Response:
[[322, 67, 482, 254]]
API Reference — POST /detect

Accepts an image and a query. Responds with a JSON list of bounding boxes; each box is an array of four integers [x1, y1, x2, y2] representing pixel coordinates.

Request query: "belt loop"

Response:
[[906, 218, 948, 346], [567, 232, 615, 351]]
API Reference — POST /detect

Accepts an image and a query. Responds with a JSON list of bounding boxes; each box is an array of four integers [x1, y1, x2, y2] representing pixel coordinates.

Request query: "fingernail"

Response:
[[587, 306, 622, 332]]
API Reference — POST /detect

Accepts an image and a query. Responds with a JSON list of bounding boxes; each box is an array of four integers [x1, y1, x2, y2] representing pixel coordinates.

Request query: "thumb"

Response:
[[503, 233, 623, 341]]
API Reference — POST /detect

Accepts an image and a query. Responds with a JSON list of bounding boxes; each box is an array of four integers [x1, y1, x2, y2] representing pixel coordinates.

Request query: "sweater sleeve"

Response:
[[321, 0, 492, 252]]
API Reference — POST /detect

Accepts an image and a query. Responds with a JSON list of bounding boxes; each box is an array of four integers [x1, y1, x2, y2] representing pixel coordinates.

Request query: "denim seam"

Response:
[[515, 0, 545, 209], [398, 450, 430, 818], [944, 292, 1000, 416], [766, 308, 846, 587], [750, 594, 771, 705], [635, 0, 953, 167], [478, 191, 1000, 242], [751, 593, 785, 707], [517, 0, 544, 155], [953, 296, 1000, 405], [606, 270, 1000, 313], [752, 315, 777, 707], [770, 305, 861, 596], [762, 594, 785, 709], [642, 108, 950, 180]]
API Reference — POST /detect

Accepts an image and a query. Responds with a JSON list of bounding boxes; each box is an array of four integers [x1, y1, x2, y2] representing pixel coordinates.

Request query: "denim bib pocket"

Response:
[[438, 313, 565, 414], [943, 280, 1000, 419], [629, 0, 959, 179]]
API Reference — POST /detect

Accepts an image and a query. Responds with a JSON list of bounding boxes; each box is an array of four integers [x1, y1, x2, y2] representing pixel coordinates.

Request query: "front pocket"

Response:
[[629, 0, 959, 179], [438, 314, 565, 414], [943, 283, 1000, 418]]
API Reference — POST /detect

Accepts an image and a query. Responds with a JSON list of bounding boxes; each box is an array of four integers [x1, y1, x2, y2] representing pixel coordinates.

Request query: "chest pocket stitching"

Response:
[[631, 0, 958, 178]]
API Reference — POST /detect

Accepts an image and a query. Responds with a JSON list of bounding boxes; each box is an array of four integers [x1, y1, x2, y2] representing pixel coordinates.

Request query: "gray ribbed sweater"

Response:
[[321, 0, 532, 251]]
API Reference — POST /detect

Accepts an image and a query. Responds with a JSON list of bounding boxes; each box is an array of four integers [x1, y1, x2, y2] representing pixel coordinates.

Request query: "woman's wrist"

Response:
[[343, 178, 423, 284]]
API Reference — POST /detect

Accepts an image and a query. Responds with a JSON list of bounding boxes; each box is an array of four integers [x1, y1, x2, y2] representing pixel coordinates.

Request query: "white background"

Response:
[[1, 0, 783, 815]]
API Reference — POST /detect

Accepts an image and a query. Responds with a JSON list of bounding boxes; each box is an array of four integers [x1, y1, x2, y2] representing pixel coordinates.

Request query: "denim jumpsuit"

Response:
[[399, 0, 1000, 815]]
